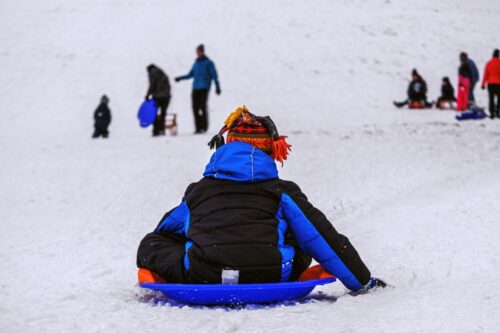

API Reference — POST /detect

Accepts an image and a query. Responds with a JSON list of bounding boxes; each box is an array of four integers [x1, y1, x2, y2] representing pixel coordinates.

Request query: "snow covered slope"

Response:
[[1, 0, 499, 332]]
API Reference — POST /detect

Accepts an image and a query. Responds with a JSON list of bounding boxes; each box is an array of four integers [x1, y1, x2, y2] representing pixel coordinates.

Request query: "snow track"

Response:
[[1, 0, 499, 332]]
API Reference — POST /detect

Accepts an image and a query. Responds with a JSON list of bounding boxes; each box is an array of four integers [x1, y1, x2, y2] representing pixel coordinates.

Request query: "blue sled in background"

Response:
[[138, 99, 157, 127], [456, 105, 487, 121]]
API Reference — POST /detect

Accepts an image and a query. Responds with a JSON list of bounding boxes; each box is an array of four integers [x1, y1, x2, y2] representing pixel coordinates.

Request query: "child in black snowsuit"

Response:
[[136, 106, 385, 292], [436, 77, 456, 109], [92, 95, 111, 138]]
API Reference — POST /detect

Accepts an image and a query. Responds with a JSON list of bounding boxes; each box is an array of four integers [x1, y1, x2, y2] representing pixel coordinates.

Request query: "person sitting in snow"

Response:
[[456, 60, 472, 111], [136, 106, 385, 292], [436, 77, 456, 109], [394, 69, 432, 108], [92, 95, 111, 138]]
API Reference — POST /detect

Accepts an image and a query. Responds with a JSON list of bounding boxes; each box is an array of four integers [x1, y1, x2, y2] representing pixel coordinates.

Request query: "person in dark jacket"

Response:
[[175, 44, 221, 134], [136, 106, 385, 292], [436, 77, 456, 109], [394, 69, 432, 108], [459, 52, 480, 103], [145, 64, 171, 136], [92, 95, 111, 138]]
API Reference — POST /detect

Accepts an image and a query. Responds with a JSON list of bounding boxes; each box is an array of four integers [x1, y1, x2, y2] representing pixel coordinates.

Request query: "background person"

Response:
[[175, 44, 221, 134], [393, 69, 432, 108], [436, 77, 456, 109], [457, 60, 471, 111], [146, 64, 171, 136], [481, 49, 500, 119], [92, 95, 111, 138], [459, 52, 480, 104]]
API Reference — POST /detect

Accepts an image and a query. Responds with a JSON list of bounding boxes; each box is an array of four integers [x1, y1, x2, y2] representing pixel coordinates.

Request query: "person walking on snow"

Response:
[[175, 44, 221, 134], [92, 95, 111, 138], [482, 49, 500, 119], [145, 64, 171, 136], [137, 105, 386, 292], [459, 52, 480, 104]]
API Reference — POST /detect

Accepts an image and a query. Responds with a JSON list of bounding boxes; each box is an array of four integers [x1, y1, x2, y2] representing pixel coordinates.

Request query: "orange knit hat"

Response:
[[208, 106, 292, 165]]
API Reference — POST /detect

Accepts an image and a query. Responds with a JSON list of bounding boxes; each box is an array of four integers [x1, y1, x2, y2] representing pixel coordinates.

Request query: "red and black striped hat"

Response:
[[208, 106, 292, 165]]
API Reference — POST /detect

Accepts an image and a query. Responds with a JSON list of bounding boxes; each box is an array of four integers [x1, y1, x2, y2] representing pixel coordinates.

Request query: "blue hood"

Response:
[[203, 142, 278, 182]]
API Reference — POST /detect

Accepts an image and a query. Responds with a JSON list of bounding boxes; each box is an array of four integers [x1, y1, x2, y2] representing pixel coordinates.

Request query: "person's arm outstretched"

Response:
[[279, 180, 372, 291], [175, 64, 195, 82]]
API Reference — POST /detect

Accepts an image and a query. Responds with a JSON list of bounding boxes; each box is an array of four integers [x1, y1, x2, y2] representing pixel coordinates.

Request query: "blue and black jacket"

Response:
[[467, 58, 479, 84], [177, 56, 219, 91], [140, 142, 371, 291]]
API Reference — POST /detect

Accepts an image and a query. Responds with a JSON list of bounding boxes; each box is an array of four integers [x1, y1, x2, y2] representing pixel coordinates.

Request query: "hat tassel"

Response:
[[271, 136, 292, 166]]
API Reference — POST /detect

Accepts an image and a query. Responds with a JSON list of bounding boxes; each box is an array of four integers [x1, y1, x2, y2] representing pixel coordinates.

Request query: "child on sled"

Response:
[[137, 106, 385, 292]]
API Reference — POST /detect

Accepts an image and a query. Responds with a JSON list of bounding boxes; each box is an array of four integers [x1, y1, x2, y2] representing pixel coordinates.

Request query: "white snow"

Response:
[[1, 0, 500, 332]]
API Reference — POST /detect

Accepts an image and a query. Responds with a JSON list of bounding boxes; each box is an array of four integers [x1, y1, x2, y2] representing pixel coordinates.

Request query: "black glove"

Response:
[[372, 278, 387, 288], [215, 84, 221, 95], [175, 77, 181, 82], [365, 277, 388, 290]]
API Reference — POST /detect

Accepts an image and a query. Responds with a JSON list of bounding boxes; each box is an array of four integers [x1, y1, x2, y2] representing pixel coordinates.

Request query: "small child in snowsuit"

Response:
[[436, 77, 456, 109], [136, 106, 385, 292], [92, 95, 111, 138]]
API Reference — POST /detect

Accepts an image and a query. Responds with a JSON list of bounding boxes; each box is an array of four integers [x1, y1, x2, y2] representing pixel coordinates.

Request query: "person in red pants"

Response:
[[482, 49, 500, 119], [456, 61, 471, 111]]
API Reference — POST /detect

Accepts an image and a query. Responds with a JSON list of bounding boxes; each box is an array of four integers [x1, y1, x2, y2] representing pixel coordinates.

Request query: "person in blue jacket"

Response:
[[175, 44, 221, 134], [137, 106, 386, 292], [459, 52, 480, 104]]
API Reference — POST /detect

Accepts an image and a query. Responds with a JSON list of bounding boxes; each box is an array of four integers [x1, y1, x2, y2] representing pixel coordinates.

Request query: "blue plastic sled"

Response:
[[138, 99, 158, 127], [140, 278, 336, 305], [456, 106, 487, 121]]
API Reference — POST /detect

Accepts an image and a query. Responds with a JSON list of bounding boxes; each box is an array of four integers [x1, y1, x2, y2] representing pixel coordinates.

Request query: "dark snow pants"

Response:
[[191, 89, 209, 133], [92, 125, 109, 138], [153, 96, 170, 136], [488, 84, 500, 118], [137, 232, 192, 283], [137, 232, 312, 283], [468, 80, 477, 103]]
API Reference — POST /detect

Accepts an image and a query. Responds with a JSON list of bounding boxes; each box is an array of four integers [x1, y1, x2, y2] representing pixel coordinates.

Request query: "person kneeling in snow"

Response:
[[136, 106, 385, 292]]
